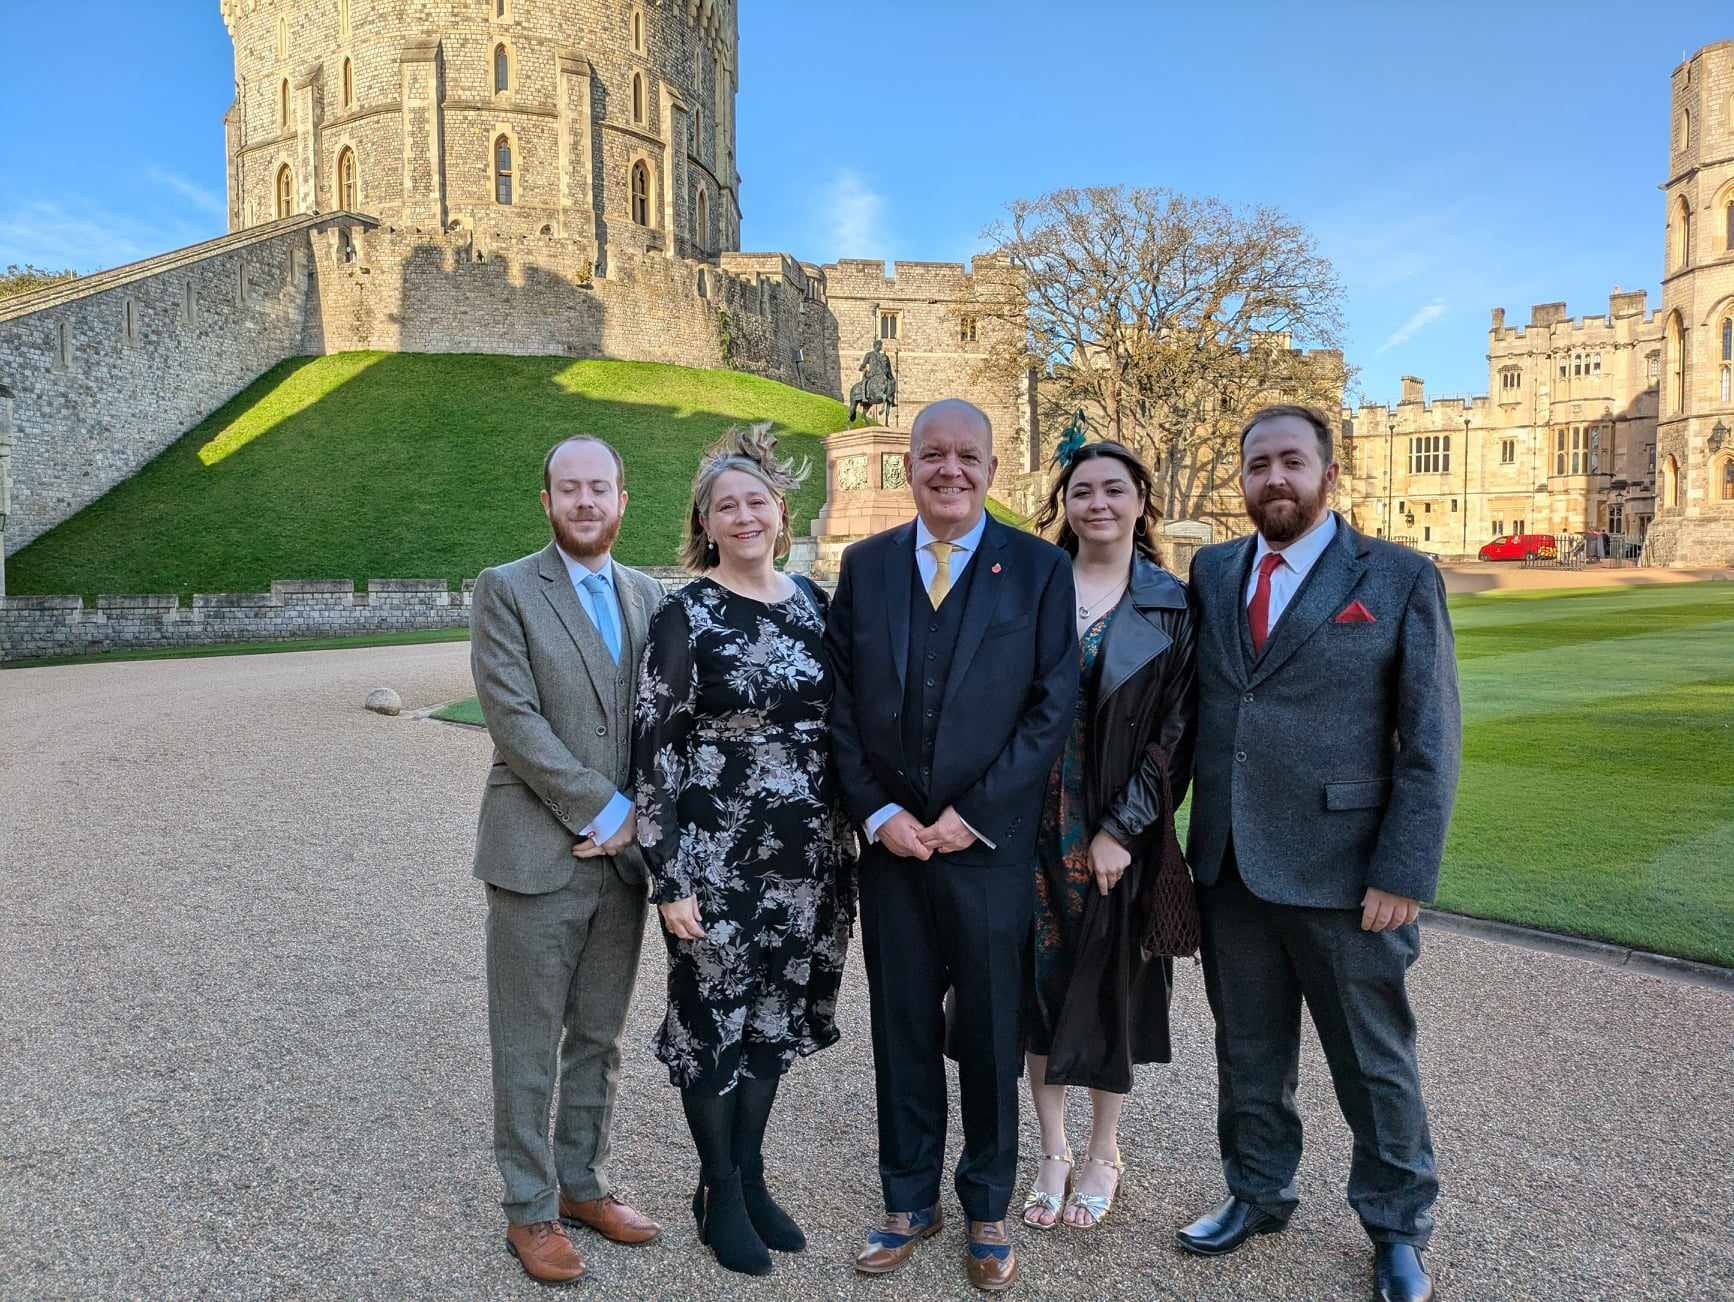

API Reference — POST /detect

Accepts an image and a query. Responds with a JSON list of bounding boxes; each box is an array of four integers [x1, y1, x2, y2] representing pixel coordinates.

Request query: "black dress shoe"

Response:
[[1175, 1196, 1290, 1256], [1375, 1243, 1433, 1301]]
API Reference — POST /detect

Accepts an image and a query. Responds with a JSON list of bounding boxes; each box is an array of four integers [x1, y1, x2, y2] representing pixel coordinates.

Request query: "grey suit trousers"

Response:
[[1199, 850, 1438, 1247], [485, 861, 647, 1224]]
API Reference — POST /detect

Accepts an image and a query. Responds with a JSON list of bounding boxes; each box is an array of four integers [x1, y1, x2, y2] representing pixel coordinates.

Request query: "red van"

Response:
[[1478, 533, 1557, 561]]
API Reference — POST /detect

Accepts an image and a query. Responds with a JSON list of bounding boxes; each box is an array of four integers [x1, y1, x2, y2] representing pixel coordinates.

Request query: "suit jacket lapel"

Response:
[[1247, 516, 1367, 688], [537, 543, 611, 712], [612, 562, 651, 669], [882, 522, 915, 691], [1221, 536, 1257, 686], [941, 520, 1008, 710], [1096, 558, 1181, 710]]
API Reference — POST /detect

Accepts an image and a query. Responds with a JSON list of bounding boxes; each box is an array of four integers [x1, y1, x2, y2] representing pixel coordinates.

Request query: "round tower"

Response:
[[219, 0, 739, 261], [1653, 40, 1734, 563]]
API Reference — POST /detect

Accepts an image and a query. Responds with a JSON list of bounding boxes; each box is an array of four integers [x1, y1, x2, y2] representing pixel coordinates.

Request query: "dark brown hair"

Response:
[[1034, 440, 1164, 566], [1237, 404, 1334, 464]]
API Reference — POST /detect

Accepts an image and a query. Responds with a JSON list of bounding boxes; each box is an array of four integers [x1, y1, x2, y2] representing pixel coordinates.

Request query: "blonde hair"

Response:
[[680, 422, 810, 570]]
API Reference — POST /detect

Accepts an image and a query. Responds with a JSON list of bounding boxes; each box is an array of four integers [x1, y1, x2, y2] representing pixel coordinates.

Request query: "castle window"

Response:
[[1666, 312, 1685, 414], [495, 136, 514, 205], [56, 320, 71, 369], [1726, 201, 1734, 251], [879, 311, 899, 341], [1408, 434, 1450, 475], [339, 0, 350, 40], [497, 0, 510, 18], [277, 16, 287, 61], [1500, 438, 1515, 464], [337, 147, 358, 210], [123, 298, 138, 346], [1572, 355, 1581, 377], [632, 73, 645, 124], [632, 8, 644, 53], [1672, 195, 1691, 270], [1722, 365, 1730, 404], [1723, 318, 1731, 362], [961, 316, 978, 345], [1592, 352, 1601, 375], [1678, 108, 1690, 152], [1555, 429, 1566, 476], [630, 160, 650, 225], [276, 164, 294, 218], [1648, 350, 1660, 383], [182, 279, 196, 325], [1722, 458, 1734, 500], [494, 45, 510, 94], [1558, 357, 1567, 379], [342, 58, 353, 108], [696, 188, 708, 250], [1499, 367, 1520, 392], [1663, 454, 1680, 507], [280, 79, 291, 130]]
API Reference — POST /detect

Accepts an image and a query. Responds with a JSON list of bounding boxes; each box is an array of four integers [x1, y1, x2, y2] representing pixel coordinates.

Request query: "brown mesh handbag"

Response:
[[1139, 745, 1201, 960]]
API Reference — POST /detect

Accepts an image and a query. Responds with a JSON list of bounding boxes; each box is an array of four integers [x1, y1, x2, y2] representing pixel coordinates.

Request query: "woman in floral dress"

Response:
[[632, 424, 854, 1277]]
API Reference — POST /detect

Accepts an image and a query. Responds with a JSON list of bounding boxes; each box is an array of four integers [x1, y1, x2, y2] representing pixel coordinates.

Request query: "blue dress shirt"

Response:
[[555, 545, 633, 844]]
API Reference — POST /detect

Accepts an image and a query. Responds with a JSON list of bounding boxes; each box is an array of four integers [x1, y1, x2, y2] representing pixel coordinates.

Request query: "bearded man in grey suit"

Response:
[[1176, 406, 1460, 1302], [470, 437, 666, 1284]]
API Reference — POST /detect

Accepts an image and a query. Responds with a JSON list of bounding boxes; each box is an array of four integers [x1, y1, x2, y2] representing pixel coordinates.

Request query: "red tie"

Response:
[[1248, 552, 1284, 655]]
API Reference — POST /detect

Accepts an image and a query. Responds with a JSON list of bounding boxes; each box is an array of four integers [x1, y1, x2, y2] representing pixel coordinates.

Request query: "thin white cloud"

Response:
[[0, 198, 217, 275], [819, 169, 887, 257], [1376, 300, 1447, 354], [147, 168, 227, 219]]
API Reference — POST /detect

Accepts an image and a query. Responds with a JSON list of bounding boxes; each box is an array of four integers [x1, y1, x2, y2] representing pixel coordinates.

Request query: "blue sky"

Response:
[[1, 1, 1727, 403]]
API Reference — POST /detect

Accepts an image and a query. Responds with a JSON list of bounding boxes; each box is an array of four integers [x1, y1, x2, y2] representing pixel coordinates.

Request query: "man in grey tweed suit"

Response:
[[469, 437, 666, 1284], [1176, 406, 1460, 1302]]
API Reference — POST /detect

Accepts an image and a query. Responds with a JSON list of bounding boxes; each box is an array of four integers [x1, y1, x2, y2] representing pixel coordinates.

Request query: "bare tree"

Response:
[[0, 264, 77, 302], [970, 186, 1350, 527]]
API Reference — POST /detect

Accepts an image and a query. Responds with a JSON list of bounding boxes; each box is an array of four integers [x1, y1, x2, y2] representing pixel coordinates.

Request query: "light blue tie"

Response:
[[582, 571, 620, 663]]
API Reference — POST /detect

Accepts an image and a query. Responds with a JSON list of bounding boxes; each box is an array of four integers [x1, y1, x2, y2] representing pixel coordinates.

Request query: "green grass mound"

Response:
[[6, 354, 851, 598]]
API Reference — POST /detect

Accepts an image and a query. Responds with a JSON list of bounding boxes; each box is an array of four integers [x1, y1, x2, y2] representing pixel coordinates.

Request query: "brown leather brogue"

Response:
[[559, 1191, 663, 1245], [964, 1219, 1017, 1292], [505, 1220, 587, 1284], [854, 1205, 943, 1275]]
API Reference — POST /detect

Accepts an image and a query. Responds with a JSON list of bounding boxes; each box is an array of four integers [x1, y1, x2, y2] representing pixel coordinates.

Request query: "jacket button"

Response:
[[596, 725, 607, 736], [1235, 750, 1247, 763], [1243, 692, 1254, 704]]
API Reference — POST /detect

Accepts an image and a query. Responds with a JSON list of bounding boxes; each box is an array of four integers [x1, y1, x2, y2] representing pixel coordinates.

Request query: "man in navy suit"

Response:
[[1177, 405, 1460, 1302], [826, 399, 1076, 1292]]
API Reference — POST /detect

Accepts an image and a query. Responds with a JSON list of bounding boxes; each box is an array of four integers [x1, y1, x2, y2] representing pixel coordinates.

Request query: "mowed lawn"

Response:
[[1440, 583, 1734, 967], [5, 353, 849, 600]]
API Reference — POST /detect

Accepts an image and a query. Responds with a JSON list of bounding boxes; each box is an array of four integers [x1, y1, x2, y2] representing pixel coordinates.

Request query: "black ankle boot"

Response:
[[695, 1171, 773, 1276], [740, 1157, 806, 1253]]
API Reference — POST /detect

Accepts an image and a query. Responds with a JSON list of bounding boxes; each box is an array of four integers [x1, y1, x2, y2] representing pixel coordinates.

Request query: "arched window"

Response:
[[696, 188, 708, 250], [337, 147, 358, 210], [277, 16, 288, 60], [1678, 108, 1691, 151], [1666, 311, 1685, 415], [342, 58, 353, 108], [631, 160, 650, 226], [1722, 365, 1730, 404], [1663, 454, 1681, 508], [1673, 195, 1692, 270], [632, 73, 645, 124], [494, 135, 513, 205], [1722, 457, 1734, 500], [339, 0, 350, 39], [632, 9, 644, 52], [1724, 319, 1732, 362], [276, 164, 294, 219], [280, 79, 291, 129], [1726, 201, 1734, 251], [494, 45, 509, 94]]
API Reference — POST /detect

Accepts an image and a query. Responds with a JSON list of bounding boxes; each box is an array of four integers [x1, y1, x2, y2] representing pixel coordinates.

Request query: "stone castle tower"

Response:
[[221, 0, 739, 263], [1651, 40, 1734, 563]]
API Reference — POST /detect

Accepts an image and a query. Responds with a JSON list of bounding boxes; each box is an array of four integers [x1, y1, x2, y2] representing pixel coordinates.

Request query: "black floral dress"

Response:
[[632, 577, 855, 1093]]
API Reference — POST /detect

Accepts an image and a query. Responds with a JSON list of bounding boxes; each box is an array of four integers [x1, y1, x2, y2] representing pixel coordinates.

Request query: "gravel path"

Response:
[[2, 644, 1730, 1300]]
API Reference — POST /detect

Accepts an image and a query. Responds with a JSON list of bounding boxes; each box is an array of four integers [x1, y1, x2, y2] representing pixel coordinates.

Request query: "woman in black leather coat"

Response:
[[1018, 440, 1198, 1232]]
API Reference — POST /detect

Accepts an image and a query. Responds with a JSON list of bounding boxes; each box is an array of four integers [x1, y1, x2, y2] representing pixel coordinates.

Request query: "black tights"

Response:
[[680, 1074, 782, 1180]]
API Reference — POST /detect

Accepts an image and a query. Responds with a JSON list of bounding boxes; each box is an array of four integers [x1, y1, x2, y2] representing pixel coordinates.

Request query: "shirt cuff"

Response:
[[958, 815, 997, 851], [864, 803, 904, 845], [582, 790, 633, 844]]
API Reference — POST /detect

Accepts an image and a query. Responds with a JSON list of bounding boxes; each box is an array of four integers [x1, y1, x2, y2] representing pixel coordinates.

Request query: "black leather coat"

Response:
[[1043, 553, 1199, 1093]]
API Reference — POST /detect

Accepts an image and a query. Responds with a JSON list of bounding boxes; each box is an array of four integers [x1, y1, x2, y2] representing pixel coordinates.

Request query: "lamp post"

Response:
[[1711, 419, 1729, 453], [1385, 411, 1397, 539]]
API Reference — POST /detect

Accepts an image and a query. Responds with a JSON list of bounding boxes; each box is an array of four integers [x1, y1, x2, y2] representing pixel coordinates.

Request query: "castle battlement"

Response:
[[1489, 290, 1658, 342]]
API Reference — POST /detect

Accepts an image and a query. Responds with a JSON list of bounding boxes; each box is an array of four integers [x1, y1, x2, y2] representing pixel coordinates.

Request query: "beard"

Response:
[[1245, 476, 1328, 545], [551, 510, 621, 560]]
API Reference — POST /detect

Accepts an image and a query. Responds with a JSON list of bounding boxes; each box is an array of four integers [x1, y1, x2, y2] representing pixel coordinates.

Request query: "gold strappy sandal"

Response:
[[1064, 1152, 1125, 1230], [1020, 1149, 1073, 1230]]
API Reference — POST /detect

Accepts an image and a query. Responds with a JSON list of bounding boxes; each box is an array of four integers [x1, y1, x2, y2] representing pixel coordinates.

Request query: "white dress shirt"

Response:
[[1246, 510, 1338, 631], [865, 510, 996, 850], [554, 543, 632, 844]]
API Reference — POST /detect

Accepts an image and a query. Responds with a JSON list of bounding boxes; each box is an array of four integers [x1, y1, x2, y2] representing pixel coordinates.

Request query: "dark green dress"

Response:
[[1029, 612, 1113, 1054]]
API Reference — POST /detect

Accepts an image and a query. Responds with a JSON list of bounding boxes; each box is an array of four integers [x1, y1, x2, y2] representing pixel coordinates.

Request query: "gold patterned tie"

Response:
[[927, 541, 956, 608]]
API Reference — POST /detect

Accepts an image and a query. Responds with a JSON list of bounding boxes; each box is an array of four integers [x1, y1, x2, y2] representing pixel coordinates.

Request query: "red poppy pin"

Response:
[[991, 563, 1002, 574], [1334, 600, 1376, 624]]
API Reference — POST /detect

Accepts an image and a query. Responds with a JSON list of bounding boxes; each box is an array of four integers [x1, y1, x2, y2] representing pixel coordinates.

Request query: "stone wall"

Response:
[[0, 578, 471, 662], [0, 214, 372, 555]]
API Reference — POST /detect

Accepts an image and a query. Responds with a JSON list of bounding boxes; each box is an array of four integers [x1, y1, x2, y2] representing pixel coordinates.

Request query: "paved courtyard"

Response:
[[1, 644, 1730, 1300]]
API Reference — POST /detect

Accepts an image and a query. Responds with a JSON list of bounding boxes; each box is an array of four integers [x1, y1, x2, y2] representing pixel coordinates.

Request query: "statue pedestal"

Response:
[[805, 426, 915, 580]]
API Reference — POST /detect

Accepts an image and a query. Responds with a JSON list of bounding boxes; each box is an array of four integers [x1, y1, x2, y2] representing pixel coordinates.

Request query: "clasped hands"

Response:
[[571, 807, 637, 859], [876, 806, 975, 860]]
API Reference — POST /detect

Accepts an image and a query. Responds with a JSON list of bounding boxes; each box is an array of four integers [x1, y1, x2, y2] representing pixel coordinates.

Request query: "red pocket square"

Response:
[[1334, 600, 1376, 624]]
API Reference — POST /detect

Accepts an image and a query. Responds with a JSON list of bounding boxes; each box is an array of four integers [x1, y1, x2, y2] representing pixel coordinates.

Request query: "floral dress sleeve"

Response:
[[632, 594, 700, 904]]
